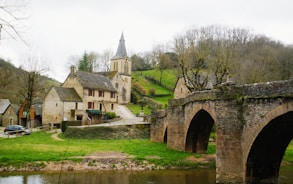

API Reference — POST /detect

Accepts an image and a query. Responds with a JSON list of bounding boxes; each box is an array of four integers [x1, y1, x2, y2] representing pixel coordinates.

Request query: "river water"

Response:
[[0, 166, 292, 184]]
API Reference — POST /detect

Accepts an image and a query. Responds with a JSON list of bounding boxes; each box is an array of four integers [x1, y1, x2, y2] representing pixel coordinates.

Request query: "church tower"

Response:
[[110, 33, 131, 75], [110, 33, 132, 104]]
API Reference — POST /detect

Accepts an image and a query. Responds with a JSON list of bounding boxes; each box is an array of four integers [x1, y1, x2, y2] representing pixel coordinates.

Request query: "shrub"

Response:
[[105, 112, 116, 119], [61, 121, 67, 132], [133, 83, 146, 95], [149, 88, 156, 96]]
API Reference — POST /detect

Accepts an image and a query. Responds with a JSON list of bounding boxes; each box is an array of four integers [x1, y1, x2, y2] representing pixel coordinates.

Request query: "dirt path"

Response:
[[51, 132, 64, 141]]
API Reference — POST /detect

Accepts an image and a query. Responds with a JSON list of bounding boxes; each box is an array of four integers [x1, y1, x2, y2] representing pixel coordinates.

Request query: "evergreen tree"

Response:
[[78, 52, 93, 72]]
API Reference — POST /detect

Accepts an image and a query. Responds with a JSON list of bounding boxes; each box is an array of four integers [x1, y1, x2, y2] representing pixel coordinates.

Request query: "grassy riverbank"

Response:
[[0, 131, 215, 169], [1, 130, 293, 172]]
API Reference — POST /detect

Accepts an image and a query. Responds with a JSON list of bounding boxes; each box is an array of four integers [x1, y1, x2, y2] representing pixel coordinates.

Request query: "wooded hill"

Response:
[[0, 59, 60, 104]]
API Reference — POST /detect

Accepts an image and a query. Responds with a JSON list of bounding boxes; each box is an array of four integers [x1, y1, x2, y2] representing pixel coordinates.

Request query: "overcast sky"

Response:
[[0, 0, 293, 82]]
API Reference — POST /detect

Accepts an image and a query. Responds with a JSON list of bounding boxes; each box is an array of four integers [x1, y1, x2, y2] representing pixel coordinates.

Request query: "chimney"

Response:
[[70, 65, 76, 77]]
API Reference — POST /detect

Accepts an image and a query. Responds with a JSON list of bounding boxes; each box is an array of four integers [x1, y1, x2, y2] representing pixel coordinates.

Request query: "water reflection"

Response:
[[1, 167, 292, 184], [0, 169, 216, 184]]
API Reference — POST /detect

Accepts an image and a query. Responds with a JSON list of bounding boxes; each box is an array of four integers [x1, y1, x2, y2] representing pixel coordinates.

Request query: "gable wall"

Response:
[[174, 78, 190, 99], [2, 105, 18, 127], [42, 88, 64, 124]]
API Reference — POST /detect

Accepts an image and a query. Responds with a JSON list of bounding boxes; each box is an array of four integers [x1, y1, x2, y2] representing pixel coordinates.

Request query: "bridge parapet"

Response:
[[169, 79, 293, 107], [242, 79, 293, 98]]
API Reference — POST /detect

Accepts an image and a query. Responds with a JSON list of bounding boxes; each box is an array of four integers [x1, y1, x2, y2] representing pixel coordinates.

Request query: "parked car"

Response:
[[4, 125, 31, 135]]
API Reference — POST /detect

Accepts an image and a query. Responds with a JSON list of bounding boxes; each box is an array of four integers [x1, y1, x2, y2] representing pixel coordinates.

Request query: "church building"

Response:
[[108, 33, 132, 104]]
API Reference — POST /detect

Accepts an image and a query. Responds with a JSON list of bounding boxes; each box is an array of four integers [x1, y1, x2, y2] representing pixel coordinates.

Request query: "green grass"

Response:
[[126, 103, 151, 115], [283, 141, 293, 163], [2, 131, 293, 169], [136, 69, 179, 90], [0, 131, 209, 168], [132, 72, 173, 95], [131, 70, 175, 113]]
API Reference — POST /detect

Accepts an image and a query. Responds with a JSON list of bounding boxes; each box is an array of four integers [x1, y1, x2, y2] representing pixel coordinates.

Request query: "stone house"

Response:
[[97, 71, 129, 104], [42, 87, 83, 127], [173, 77, 191, 99], [174, 76, 214, 99], [0, 99, 18, 127], [42, 69, 117, 126], [42, 33, 131, 126], [18, 102, 42, 128]]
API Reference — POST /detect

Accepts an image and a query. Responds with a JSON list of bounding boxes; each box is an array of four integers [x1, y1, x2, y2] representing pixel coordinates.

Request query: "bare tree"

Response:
[[173, 28, 209, 91], [152, 44, 173, 84], [97, 49, 113, 72], [67, 54, 80, 69], [19, 55, 49, 128], [0, 0, 28, 44]]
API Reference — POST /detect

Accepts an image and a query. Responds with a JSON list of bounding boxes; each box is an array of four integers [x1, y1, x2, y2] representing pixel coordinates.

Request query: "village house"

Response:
[[174, 75, 214, 99], [42, 69, 117, 126], [18, 102, 43, 128], [42, 33, 132, 127], [42, 87, 83, 127], [173, 77, 191, 99], [0, 99, 18, 127]]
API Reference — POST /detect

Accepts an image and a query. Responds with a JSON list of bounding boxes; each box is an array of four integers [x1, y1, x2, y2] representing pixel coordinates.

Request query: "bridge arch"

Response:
[[184, 104, 216, 153], [163, 125, 168, 143], [243, 102, 293, 183]]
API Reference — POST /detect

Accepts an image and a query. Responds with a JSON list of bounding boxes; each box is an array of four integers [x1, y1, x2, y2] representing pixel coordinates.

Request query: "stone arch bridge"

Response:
[[150, 80, 293, 183]]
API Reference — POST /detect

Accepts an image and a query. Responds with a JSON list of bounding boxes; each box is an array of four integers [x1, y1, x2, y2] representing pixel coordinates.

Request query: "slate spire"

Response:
[[113, 32, 127, 59]]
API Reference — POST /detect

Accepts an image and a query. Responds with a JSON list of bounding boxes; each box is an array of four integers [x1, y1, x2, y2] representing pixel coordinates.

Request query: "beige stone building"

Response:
[[42, 33, 131, 126], [42, 68, 117, 126], [173, 77, 191, 99], [42, 87, 83, 126], [0, 99, 18, 127]]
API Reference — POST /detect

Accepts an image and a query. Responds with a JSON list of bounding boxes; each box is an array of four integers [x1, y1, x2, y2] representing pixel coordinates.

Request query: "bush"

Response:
[[149, 88, 156, 96], [61, 121, 67, 132], [105, 112, 116, 119], [133, 83, 146, 95]]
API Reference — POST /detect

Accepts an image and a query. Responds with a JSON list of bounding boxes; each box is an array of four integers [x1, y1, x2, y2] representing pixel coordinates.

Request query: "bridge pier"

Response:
[[216, 130, 243, 183]]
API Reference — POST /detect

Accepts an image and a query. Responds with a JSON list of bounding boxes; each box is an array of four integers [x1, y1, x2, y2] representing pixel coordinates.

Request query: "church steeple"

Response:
[[113, 32, 127, 59]]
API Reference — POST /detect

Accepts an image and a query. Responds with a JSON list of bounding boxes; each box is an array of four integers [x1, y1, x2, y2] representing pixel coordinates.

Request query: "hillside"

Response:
[[130, 69, 178, 115], [0, 59, 61, 104]]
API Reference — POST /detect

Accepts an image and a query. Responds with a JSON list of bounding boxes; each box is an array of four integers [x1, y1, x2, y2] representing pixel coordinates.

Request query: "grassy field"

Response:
[[135, 69, 179, 90], [0, 131, 213, 168], [131, 70, 176, 114], [1, 130, 293, 169]]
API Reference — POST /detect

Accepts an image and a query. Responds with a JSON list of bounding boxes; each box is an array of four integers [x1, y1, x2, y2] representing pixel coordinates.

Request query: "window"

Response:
[[71, 110, 75, 117], [77, 115, 82, 120], [111, 104, 114, 110], [75, 102, 78, 109], [88, 89, 95, 96], [124, 61, 128, 74], [115, 83, 118, 88], [114, 62, 118, 71], [99, 91, 104, 97], [88, 102, 94, 109], [110, 92, 115, 98]]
